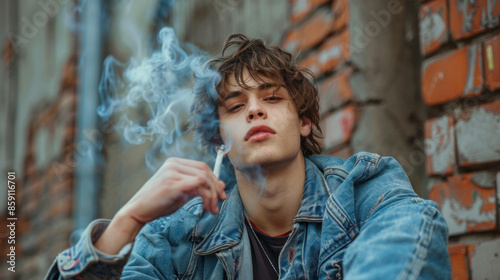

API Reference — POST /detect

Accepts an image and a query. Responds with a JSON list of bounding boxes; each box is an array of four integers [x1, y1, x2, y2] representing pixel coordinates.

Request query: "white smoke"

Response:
[[97, 27, 221, 171]]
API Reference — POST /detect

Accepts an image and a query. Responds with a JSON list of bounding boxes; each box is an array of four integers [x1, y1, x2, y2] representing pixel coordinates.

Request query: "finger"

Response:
[[177, 175, 219, 214], [217, 181, 227, 200], [164, 158, 212, 172], [198, 178, 218, 215], [167, 160, 221, 189], [210, 185, 219, 214], [174, 170, 225, 209], [169, 163, 211, 179]]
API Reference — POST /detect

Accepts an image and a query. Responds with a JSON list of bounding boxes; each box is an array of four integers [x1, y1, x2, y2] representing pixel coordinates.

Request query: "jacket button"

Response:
[[59, 255, 80, 271], [288, 248, 295, 264], [57, 255, 70, 266]]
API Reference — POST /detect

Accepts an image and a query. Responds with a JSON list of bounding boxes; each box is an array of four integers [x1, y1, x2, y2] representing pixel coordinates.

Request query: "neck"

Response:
[[236, 154, 306, 236]]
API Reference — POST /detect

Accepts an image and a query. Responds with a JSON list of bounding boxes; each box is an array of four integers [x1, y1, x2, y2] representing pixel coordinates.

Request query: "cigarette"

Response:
[[213, 145, 225, 179]]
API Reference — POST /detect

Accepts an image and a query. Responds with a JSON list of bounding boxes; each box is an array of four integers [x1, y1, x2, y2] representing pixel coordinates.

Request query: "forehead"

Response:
[[219, 69, 282, 97]]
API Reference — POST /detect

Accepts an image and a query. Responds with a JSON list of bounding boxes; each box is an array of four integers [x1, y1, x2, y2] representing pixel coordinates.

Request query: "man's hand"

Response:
[[95, 158, 227, 254]]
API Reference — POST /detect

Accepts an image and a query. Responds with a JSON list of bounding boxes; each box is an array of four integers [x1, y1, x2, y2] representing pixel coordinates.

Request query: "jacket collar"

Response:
[[193, 157, 333, 255], [294, 157, 332, 221], [193, 185, 245, 255]]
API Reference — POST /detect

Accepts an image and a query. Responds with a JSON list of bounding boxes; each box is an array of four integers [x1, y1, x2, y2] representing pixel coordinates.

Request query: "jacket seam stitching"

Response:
[[397, 205, 436, 280], [326, 198, 348, 233], [329, 196, 356, 234]]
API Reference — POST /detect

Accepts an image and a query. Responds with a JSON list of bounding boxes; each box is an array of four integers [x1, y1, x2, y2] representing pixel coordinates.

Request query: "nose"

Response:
[[246, 97, 267, 122]]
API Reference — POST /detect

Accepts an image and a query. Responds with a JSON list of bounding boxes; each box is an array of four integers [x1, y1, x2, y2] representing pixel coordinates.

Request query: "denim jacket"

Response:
[[45, 152, 451, 279]]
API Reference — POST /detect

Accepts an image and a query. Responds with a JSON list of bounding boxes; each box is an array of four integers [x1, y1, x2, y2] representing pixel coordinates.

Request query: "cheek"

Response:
[[218, 119, 245, 146], [281, 112, 302, 134], [218, 122, 247, 166], [219, 126, 232, 145]]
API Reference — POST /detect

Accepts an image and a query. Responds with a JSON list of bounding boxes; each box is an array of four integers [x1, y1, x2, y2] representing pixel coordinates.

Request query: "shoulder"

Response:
[[311, 152, 428, 227], [308, 151, 403, 181], [308, 151, 415, 198]]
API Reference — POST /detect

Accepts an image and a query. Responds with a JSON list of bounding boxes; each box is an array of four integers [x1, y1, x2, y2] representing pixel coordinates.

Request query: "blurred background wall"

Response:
[[0, 0, 499, 279]]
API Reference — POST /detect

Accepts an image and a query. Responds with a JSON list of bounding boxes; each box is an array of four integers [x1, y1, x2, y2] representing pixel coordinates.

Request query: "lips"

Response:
[[244, 125, 276, 141]]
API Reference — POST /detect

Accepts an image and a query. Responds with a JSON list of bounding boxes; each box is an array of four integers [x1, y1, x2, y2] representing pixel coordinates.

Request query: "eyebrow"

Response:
[[222, 83, 281, 101]]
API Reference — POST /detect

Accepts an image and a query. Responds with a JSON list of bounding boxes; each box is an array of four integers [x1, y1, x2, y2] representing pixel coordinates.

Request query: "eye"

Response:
[[265, 96, 282, 102], [226, 104, 243, 113]]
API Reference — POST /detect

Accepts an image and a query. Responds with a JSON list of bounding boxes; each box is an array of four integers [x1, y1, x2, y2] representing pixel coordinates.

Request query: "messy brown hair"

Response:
[[192, 34, 322, 157]]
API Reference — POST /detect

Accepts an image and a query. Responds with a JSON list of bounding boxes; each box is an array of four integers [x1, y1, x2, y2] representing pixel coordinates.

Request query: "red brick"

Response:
[[283, 30, 301, 54], [318, 30, 349, 74], [421, 44, 483, 105], [331, 0, 348, 31], [468, 238, 500, 279], [283, 8, 333, 53], [497, 172, 500, 210], [449, 0, 500, 40], [428, 172, 496, 236], [320, 104, 356, 151], [448, 244, 470, 280], [290, 0, 330, 23], [49, 176, 71, 197], [419, 0, 449, 55], [49, 195, 72, 218], [22, 192, 40, 216], [455, 101, 500, 167], [298, 52, 321, 77], [482, 33, 500, 90], [24, 160, 38, 179], [318, 66, 354, 116], [424, 115, 455, 176]]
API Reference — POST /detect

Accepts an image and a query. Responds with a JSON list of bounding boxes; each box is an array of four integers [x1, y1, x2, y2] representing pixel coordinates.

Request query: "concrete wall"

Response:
[[98, 0, 292, 219], [0, 0, 78, 279], [97, 0, 160, 220], [172, 0, 289, 53]]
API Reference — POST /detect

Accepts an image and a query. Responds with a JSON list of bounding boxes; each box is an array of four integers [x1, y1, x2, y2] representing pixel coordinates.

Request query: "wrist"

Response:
[[94, 211, 144, 255], [112, 210, 145, 242]]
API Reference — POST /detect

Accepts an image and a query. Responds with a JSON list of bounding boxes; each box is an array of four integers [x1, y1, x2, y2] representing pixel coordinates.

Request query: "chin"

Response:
[[239, 151, 300, 170]]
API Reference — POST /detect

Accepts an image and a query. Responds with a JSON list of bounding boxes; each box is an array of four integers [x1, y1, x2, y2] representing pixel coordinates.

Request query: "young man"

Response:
[[46, 34, 451, 279]]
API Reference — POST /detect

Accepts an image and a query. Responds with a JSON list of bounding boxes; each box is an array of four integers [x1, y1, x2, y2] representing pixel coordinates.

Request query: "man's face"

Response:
[[217, 69, 311, 170]]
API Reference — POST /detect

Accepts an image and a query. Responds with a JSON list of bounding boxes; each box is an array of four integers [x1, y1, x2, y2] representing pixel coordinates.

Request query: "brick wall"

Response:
[[285, 0, 500, 278], [0, 56, 78, 280], [283, 0, 426, 193], [0, 1, 79, 278], [420, 0, 500, 278], [282, 0, 356, 157]]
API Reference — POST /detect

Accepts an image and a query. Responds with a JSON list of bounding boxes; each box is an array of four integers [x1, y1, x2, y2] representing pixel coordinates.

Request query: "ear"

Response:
[[299, 116, 312, 137]]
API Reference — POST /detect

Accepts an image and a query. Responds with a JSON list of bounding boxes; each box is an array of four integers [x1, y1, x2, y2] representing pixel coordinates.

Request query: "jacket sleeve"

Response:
[[44, 218, 179, 280], [44, 219, 133, 280], [332, 154, 451, 279]]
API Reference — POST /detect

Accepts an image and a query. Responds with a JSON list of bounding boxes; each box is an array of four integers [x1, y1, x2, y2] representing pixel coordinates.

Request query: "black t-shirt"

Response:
[[244, 218, 290, 280]]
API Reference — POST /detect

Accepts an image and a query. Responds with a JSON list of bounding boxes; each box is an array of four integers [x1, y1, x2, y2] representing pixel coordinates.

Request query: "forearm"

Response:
[[95, 211, 143, 255]]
